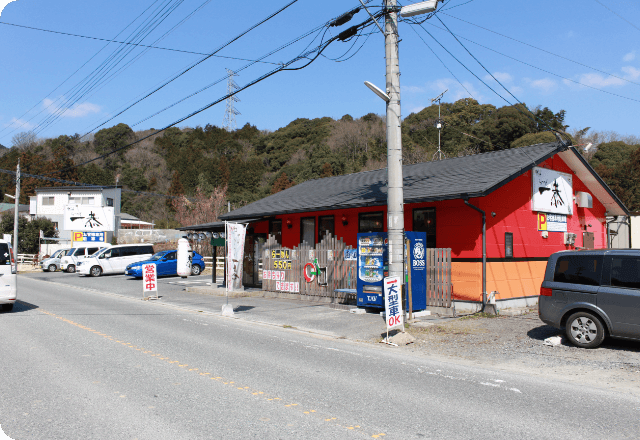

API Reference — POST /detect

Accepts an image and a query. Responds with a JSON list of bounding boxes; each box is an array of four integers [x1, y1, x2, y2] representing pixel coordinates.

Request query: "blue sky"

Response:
[[1, 0, 639, 146]]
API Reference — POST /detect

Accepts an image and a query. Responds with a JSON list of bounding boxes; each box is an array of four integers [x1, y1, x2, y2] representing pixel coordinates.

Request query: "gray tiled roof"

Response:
[[221, 142, 565, 220]]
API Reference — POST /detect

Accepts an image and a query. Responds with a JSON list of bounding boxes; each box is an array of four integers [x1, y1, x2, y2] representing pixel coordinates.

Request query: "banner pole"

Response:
[[225, 221, 228, 306]]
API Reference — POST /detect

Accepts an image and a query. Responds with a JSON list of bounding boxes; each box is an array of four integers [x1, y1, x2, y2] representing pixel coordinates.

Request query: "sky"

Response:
[[1, 0, 639, 147]]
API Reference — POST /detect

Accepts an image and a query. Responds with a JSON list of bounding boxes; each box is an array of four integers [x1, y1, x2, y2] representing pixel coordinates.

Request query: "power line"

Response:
[[44, 11, 382, 178], [440, 12, 640, 88], [0, 0, 166, 141], [0, 20, 279, 66], [32, 0, 190, 137], [424, 21, 640, 105], [593, 0, 640, 33], [78, 0, 302, 139]]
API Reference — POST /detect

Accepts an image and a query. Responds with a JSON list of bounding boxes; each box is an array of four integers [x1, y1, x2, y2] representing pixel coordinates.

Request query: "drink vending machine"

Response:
[[356, 231, 428, 310], [356, 232, 388, 308]]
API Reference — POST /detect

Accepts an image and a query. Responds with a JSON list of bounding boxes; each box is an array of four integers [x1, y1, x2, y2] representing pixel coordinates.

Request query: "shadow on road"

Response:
[[2, 300, 40, 314]]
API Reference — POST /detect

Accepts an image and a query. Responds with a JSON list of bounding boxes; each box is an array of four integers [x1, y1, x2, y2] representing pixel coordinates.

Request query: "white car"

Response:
[[40, 248, 70, 272], [60, 244, 110, 273], [0, 239, 17, 312], [77, 244, 154, 277]]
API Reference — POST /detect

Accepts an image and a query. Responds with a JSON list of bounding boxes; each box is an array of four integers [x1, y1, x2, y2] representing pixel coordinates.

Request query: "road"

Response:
[[1, 274, 639, 439]]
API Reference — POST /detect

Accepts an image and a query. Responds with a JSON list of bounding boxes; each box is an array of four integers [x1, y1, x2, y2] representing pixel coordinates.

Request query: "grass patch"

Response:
[[459, 312, 498, 321], [283, 325, 295, 329]]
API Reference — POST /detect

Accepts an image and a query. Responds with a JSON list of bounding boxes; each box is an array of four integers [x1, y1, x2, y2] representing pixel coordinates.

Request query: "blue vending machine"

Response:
[[356, 232, 388, 308], [405, 231, 427, 312]]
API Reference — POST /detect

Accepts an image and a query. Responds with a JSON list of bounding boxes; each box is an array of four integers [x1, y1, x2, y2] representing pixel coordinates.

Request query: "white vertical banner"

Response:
[[142, 263, 158, 299], [384, 276, 404, 330], [226, 222, 247, 292]]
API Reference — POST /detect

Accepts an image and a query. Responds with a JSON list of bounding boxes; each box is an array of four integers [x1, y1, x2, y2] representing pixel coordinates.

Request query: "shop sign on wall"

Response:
[[537, 213, 567, 232], [532, 167, 573, 215], [73, 231, 106, 242], [64, 205, 115, 231]]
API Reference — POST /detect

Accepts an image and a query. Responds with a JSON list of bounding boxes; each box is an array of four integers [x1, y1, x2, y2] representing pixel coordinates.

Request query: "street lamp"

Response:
[[399, 0, 438, 17]]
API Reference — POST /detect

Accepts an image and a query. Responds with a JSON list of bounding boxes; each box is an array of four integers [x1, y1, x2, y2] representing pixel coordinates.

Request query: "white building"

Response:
[[30, 186, 122, 246]]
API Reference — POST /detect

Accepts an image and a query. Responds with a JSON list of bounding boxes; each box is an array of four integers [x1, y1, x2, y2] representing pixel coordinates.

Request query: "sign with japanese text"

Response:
[[537, 212, 567, 232], [226, 222, 247, 292], [73, 231, 106, 243], [532, 167, 573, 215], [384, 276, 403, 330], [64, 205, 115, 232], [142, 263, 158, 298], [344, 249, 356, 261]]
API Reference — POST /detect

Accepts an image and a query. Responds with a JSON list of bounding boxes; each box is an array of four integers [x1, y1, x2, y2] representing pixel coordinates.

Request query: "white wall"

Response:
[[631, 215, 640, 248]]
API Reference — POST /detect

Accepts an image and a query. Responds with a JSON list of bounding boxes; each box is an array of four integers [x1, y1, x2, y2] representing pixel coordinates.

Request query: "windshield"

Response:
[[51, 249, 63, 258], [149, 252, 165, 261], [93, 248, 108, 258]]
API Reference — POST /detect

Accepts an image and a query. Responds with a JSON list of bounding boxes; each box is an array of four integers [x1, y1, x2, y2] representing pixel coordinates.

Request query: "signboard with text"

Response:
[[142, 263, 158, 299], [384, 276, 403, 330], [532, 167, 573, 215], [73, 231, 107, 243], [64, 205, 115, 232], [537, 213, 567, 232]]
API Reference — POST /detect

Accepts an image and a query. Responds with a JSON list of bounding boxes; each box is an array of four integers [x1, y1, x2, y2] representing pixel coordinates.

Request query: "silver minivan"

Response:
[[539, 249, 640, 348], [0, 239, 17, 312], [60, 243, 111, 273]]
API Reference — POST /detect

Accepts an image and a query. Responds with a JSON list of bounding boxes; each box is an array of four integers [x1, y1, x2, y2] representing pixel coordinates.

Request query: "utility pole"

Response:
[[384, 0, 404, 279], [13, 159, 20, 257]]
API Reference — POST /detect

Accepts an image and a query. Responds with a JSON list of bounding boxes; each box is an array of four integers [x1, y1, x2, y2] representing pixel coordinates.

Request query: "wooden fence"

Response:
[[262, 234, 357, 303], [426, 248, 452, 308]]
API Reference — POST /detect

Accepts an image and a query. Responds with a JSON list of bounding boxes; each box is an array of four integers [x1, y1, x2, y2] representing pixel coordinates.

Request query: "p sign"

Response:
[[537, 213, 547, 231], [384, 276, 404, 331]]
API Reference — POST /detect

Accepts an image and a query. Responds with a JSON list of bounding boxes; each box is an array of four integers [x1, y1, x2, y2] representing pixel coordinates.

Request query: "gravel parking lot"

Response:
[[404, 309, 640, 395]]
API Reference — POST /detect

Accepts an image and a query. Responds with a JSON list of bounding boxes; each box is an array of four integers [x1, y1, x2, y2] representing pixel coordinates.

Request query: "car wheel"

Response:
[[90, 266, 102, 277], [48, 264, 57, 272], [565, 311, 605, 348], [66, 265, 76, 273], [191, 264, 201, 276]]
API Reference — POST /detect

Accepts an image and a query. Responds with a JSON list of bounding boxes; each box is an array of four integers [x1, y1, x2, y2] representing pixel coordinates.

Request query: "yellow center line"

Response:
[[37, 308, 381, 437]]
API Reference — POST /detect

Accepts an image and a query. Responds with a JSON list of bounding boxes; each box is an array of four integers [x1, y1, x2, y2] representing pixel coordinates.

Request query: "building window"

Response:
[[270, 219, 282, 245], [300, 217, 316, 245], [318, 216, 334, 243], [505, 232, 513, 258], [359, 212, 384, 233], [42, 196, 55, 206], [413, 208, 436, 248], [106, 198, 114, 207], [69, 196, 95, 205]]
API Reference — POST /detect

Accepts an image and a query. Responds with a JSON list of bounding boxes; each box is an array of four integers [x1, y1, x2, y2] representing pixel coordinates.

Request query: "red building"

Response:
[[214, 142, 628, 311]]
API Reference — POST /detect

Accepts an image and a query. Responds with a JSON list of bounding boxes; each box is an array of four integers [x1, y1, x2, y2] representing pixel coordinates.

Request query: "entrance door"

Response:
[[243, 234, 266, 287]]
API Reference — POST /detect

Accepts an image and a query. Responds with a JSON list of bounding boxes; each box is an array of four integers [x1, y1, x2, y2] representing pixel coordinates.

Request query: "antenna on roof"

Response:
[[431, 89, 448, 161]]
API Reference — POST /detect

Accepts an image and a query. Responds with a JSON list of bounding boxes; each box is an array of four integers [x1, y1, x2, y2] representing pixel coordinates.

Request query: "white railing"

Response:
[[202, 257, 225, 270], [17, 254, 38, 265]]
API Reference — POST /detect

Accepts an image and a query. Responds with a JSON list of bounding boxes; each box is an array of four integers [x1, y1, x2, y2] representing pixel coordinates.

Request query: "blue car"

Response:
[[124, 250, 205, 278]]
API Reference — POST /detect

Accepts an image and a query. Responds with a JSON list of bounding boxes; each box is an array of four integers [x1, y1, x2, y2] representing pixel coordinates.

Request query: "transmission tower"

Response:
[[222, 69, 241, 132]]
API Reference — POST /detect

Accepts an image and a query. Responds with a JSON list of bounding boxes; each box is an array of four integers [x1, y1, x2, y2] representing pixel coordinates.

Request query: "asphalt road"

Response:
[[1, 275, 640, 439]]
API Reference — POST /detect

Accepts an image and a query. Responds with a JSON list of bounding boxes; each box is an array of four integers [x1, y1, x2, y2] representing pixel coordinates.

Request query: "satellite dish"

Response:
[[212, 232, 219, 239]]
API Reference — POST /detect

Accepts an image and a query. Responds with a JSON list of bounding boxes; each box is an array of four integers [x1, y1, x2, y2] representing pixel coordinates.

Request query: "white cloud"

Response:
[[528, 78, 557, 93], [42, 98, 101, 118], [483, 72, 513, 83], [623, 51, 636, 62], [0, 0, 18, 18], [567, 66, 640, 89], [4, 117, 34, 131]]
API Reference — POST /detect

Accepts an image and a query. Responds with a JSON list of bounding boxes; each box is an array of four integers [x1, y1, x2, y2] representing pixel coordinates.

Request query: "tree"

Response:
[[171, 185, 227, 227], [271, 172, 294, 194], [11, 131, 38, 150], [0, 213, 58, 254]]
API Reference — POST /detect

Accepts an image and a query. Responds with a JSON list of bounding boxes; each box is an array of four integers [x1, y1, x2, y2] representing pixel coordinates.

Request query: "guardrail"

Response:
[[202, 257, 225, 270]]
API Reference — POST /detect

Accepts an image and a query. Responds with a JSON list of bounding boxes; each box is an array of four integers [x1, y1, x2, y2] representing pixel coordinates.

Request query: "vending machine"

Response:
[[356, 232, 388, 308]]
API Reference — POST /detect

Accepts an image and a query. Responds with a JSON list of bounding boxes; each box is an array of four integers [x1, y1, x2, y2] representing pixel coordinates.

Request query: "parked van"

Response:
[[40, 248, 71, 272], [60, 243, 111, 273], [77, 244, 154, 277], [539, 249, 640, 348], [0, 239, 17, 312]]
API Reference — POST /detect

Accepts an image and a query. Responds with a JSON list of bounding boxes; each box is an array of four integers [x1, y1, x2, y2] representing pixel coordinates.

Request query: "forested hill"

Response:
[[1, 98, 638, 227]]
